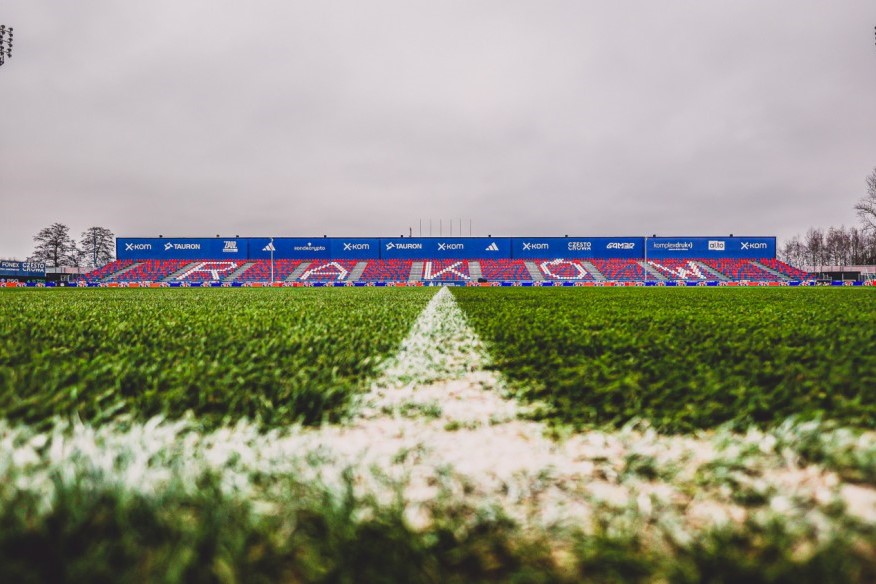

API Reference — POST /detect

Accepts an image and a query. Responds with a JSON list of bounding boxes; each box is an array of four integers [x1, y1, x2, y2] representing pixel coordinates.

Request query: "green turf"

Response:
[[452, 287, 876, 432], [0, 287, 433, 430]]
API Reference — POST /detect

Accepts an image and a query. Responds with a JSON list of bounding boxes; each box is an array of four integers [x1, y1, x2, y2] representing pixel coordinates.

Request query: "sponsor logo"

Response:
[[164, 242, 201, 251], [485, 242, 499, 251], [343, 242, 370, 251], [262, 242, 276, 252], [223, 241, 239, 253], [567, 241, 592, 251], [606, 242, 636, 250], [437, 242, 464, 251], [522, 242, 549, 251], [22, 262, 46, 272], [708, 240, 726, 251], [292, 242, 327, 252], [653, 241, 693, 251], [124, 242, 152, 251], [741, 241, 768, 250], [386, 242, 423, 251]]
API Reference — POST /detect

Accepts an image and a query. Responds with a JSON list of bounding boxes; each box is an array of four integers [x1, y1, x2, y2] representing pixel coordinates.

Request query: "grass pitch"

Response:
[[1, 286, 876, 582], [453, 287, 876, 432]]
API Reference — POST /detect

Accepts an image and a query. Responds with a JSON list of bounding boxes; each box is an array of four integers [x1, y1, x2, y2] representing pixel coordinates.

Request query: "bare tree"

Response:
[[856, 166, 876, 233], [31, 222, 77, 267], [78, 226, 115, 268]]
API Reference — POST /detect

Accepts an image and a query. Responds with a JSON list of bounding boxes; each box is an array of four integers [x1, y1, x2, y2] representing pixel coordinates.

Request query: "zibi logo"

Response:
[[485, 242, 499, 251], [522, 242, 549, 251], [343, 242, 370, 251], [223, 241, 238, 253], [708, 240, 726, 251], [124, 242, 152, 251], [741, 241, 768, 250]]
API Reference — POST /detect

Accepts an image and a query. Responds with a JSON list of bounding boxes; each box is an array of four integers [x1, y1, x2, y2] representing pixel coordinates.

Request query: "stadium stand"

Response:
[[173, 261, 243, 282], [479, 260, 532, 281], [297, 261, 359, 282], [109, 260, 184, 283], [758, 259, 811, 280], [647, 260, 709, 280], [85, 259, 134, 281], [590, 259, 647, 282], [234, 260, 303, 282], [360, 259, 412, 281], [422, 260, 470, 282], [699, 259, 778, 281], [537, 259, 597, 281]]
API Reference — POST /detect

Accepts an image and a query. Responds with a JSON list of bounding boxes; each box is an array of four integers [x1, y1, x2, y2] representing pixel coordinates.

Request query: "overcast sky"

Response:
[[1, 1, 875, 259]]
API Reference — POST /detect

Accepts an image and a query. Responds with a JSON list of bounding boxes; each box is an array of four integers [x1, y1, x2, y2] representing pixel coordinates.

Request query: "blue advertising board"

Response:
[[117, 238, 248, 260], [0, 260, 46, 278], [329, 238, 381, 260], [646, 237, 776, 259], [380, 237, 512, 259], [247, 237, 331, 260], [511, 237, 644, 259]]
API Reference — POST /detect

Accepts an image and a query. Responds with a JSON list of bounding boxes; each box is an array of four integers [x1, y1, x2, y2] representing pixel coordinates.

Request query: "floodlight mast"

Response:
[[0, 25, 12, 67]]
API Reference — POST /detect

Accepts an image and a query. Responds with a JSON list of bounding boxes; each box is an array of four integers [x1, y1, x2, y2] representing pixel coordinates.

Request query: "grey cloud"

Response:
[[1, 0, 875, 258]]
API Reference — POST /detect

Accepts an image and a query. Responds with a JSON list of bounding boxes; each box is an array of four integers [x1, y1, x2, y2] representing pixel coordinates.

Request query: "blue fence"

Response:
[[116, 236, 778, 261]]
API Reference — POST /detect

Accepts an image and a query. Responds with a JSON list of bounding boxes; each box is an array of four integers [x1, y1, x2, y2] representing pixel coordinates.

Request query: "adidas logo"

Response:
[[485, 242, 499, 251]]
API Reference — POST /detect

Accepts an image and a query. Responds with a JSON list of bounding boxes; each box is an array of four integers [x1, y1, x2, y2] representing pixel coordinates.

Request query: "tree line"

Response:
[[779, 167, 876, 269], [28, 223, 115, 269]]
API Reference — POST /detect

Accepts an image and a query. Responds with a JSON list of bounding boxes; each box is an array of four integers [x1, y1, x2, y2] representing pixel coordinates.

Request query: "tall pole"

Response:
[[270, 237, 275, 284], [644, 236, 648, 284]]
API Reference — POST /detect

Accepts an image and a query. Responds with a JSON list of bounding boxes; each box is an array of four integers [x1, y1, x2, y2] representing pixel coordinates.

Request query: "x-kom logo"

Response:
[[124, 242, 152, 251], [741, 241, 767, 250], [437, 242, 464, 251]]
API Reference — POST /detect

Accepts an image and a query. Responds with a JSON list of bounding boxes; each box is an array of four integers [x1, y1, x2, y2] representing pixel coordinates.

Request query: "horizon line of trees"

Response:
[[17, 223, 116, 269], [779, 166, 876, 269]]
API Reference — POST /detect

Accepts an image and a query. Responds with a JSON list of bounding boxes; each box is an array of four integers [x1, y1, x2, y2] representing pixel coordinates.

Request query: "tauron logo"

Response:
[[741, 242, 767, 250], [124, 243, 152, 251], [164, 242, 201, 251], [386, 242, 423, 250], [485, 242, 499, 251], [606, 242, 635, 250], [343, 242, 370, 251], [522, 242, 549, 251], [708, 240, 726, 251], [567, 241, 592, 251]]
